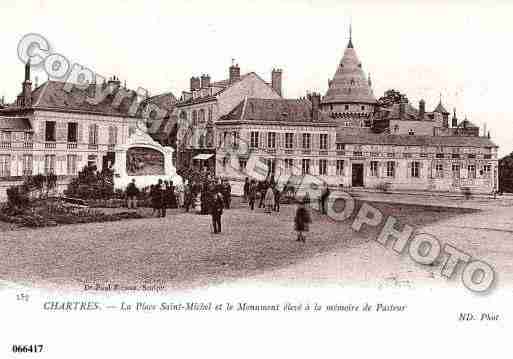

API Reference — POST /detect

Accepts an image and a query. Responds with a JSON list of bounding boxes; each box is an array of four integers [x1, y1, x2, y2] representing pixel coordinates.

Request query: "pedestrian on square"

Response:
[[320, 184, 330, 215], [211, 185, 224, 234], [248, 180, 256, 211], [264, 185, 275, 214], [243, 177, 250, 202], [294, 197, 311, 242], [258, 181, 267, 208], [167, 180, 177, 209], [126, 179, 139, 209], [223, 180, 231, 209], [150, 184, 159, 216], [158, 179, 166, 217], [273, 185, 281, 212]]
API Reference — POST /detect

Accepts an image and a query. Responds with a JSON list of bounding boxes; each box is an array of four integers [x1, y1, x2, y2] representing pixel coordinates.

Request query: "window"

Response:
[[344, 105, 349, 110], [88, 124, 98, 145], [199, 109, 205, 123], [436, 153, 444, 159], [302, 133, 311, 149], [370, 161, 378, 177], [266, 158, 276, 175], [387, 152, 394, 158], [301, 159, 310, 175], [483, 164, 492, 173], [250, 131, 259, 148], [0, 131, 11, 147], [22, 154, 32, 176], [408, 129, 415, 135], [67, 122, 78, 142], [468, 153, 476, 159], [208, 107, 213, 122], [361, 106, 365, 111], [267, 132, 276, 148], [452, 153, 460, 159], [24, 132, 33, 143], [45, 121, 56, 142], [285, 133, 294, 149], [411, 161, 420, 178], [285, 158, 294, 174], [386, 161, 395, 177], [336, 143, 345, 151], [404, 153, 412, 158], [336, 160, 344, 175], [420, 152, 428, 158], [394, 125, 399, 133], [108, 126, 118, 145], [232, 132, 239, 148], [67, 154, 78, 175], [0, 155, 11, 177], [319, 159, 327, 175], [484, 154, 492, 159], [239, 159, 247, 171], [320, 134, 328, 150], [468, 164, 476, 179], [44, 154, 56, 175], [435, 163, 443, 178], [192, 110, 197, 126], [452, 164, 460, 178], [354, 151, 363, 157]]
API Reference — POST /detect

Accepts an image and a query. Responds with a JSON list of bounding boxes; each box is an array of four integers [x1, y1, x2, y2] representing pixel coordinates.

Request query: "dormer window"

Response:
[[408, 129, 415, 135]]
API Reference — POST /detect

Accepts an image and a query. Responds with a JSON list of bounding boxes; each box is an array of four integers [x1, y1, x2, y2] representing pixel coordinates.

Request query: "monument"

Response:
[[113, 121, 183, 190]]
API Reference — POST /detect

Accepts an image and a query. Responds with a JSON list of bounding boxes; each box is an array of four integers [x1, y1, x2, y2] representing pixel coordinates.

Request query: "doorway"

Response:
[[352, 163, 364, 187]]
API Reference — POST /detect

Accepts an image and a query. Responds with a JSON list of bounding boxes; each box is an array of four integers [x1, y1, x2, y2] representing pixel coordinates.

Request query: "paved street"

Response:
[[4, 194, 511, 292]]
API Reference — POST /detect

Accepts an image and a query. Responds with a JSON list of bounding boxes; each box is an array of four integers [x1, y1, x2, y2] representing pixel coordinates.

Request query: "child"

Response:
[[294, 197, 311, 242]]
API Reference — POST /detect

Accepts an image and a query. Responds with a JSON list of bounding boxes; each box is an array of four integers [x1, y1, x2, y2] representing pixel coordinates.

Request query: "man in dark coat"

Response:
[[184, 183, 192, 212], [223, 180, 231, 209], [248, 180, 256, 211], [211, 185, 224, 234], [273, 185, 281, 212], [243, 177, 250, 202], [158, 179, 166, 217], [320, 184, 330, 215], [258, 181, 267, 208], [126, 179, 139, 209]]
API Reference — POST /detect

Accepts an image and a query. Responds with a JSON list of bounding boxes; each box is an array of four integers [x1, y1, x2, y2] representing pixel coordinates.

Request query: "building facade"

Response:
[[185, 30, 499, 195], [0, 63, 141, 200]]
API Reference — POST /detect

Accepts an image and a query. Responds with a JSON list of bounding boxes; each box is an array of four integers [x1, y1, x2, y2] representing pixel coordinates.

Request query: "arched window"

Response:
[[199, 109, 205, 123]]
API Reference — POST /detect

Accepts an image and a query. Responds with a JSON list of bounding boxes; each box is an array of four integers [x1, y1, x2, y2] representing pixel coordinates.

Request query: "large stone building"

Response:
[[174, 63, 283, 172], [0, 62, 141, 200], [181, 30, 498, 195]]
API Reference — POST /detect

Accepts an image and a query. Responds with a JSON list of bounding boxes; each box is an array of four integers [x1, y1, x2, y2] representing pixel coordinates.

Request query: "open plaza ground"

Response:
[[1, 193, 513, 292]]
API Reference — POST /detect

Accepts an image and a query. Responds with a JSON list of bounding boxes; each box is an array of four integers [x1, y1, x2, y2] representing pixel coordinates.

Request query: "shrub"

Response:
[[6, 185, 29, 208], [65, 165, 114, 200]]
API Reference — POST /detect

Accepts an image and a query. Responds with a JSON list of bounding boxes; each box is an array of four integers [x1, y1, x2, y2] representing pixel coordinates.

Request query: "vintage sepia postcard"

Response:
[[1, 0, 512, 357]]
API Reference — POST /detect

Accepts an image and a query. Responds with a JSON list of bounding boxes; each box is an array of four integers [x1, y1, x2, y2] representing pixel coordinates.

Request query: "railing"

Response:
[[319, 151, 329, 156], [23, 142, 33, 149], [284, 149, 294, 155], [67, 142, 77, 149], [336, 151, 345, 156], [88, 144, 98, 150], [302, 149, 311, 155], [45, 142, 56, 149], [0, 142, 11, 149]]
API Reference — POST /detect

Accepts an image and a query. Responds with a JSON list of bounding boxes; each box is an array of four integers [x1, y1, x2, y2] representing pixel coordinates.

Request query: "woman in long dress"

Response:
[[264, 186, 275, 214]]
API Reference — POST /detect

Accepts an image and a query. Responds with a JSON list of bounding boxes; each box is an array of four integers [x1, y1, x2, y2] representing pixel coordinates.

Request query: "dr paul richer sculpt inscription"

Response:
[[84, 282, 165, 292]]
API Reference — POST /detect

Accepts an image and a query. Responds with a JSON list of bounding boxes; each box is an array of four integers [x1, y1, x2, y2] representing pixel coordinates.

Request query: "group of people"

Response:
[[125, 175, 335, 242], [243, 178, 282, 213]]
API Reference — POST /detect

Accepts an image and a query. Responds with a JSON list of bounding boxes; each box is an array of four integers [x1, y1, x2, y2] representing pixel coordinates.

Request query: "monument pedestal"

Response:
[[113, 128, 183, 191]]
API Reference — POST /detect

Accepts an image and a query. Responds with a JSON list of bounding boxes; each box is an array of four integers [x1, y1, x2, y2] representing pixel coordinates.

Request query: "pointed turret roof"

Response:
[[434, 95, 449, 114], [323, 27, 376, 105]]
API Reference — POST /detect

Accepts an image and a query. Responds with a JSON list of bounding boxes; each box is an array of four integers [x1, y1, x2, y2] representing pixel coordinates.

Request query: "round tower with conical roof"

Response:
[[320, 25, 377, 126]]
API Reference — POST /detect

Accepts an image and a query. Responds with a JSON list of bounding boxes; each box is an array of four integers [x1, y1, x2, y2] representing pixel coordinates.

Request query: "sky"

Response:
[[1, 0, 512, 156]]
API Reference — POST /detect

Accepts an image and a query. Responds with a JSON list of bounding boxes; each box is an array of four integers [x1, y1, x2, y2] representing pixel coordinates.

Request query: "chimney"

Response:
[[483, 123, 487, 138], [200, 74, 211, 88], [21, 60, 32, 108], [271, 68, 282, 97], [452, 108, 458, 128], [308, 92, 321, 122], [107, 75, 121, 93], [399, 98, 406, 119], [229, 63, 240, 84], [190, 76, 200, 91], [419, 99, 425, 119]]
